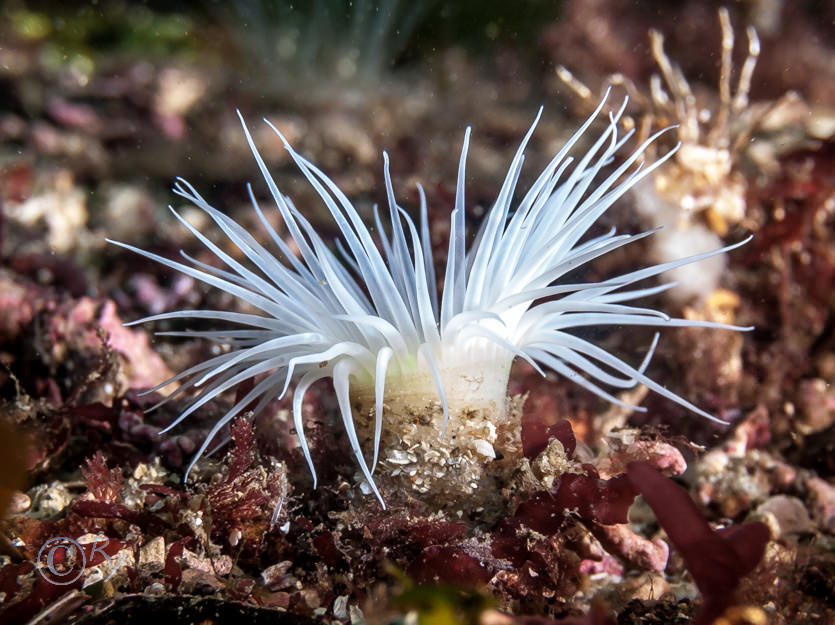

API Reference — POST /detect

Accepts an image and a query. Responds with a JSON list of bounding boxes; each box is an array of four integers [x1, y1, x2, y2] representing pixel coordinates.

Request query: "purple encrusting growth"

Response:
[[108, 89, 750, 506]]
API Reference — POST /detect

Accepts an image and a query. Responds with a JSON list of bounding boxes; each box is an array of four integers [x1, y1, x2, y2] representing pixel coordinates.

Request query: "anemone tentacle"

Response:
[[108, 89, 750, 508]]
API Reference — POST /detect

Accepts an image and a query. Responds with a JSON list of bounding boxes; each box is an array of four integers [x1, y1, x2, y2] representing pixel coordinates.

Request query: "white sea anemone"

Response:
[[108, 91, 750, 507]]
